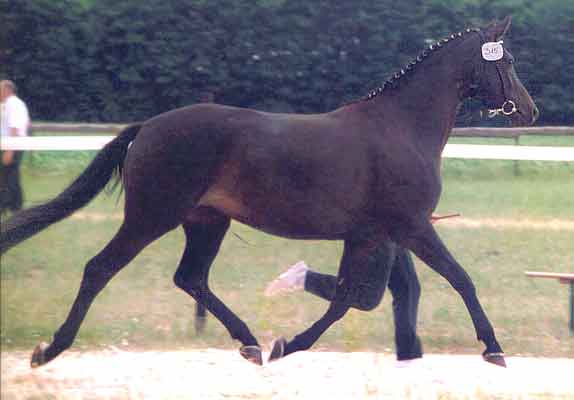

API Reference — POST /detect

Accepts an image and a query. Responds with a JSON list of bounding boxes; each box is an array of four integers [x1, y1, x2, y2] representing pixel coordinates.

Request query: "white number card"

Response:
[[482, 41, 504, 61]]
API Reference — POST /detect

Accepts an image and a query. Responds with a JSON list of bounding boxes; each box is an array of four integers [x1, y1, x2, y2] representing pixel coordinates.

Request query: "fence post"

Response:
[[569, 280, 574, 335], [513, 134, 520, 176]]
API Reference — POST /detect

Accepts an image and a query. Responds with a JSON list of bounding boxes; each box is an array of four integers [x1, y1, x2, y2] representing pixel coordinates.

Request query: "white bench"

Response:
[[525, 271, 574, 335]]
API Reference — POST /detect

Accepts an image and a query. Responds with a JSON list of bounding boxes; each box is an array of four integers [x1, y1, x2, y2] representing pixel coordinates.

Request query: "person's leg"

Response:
[[0, 156, 8, 215], [5, 151, 23, 211], [387, 248, 423, 360]]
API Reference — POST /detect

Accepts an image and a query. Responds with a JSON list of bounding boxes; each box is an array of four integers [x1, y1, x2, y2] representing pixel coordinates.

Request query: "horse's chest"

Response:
[[376, 158, 442, 213]]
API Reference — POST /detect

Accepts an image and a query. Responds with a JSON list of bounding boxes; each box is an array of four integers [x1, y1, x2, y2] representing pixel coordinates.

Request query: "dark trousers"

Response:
[[0, 151, 24, 214], [304, 246, 423, 360]]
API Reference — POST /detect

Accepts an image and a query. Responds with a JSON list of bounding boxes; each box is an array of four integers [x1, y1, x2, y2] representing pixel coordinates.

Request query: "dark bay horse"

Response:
[[1, 17, 537, 369]]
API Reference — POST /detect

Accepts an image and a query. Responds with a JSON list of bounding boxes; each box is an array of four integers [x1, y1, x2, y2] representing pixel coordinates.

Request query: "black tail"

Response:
[[0, 124, 142, 254]]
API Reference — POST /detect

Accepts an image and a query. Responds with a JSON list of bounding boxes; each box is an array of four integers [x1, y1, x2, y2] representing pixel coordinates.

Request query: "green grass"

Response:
[[1, 137, 573, 358]]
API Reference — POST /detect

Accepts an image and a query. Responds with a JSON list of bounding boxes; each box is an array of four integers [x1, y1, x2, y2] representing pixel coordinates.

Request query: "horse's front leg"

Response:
[[398, 220, 506, 367], [269, 238, 395, 361]]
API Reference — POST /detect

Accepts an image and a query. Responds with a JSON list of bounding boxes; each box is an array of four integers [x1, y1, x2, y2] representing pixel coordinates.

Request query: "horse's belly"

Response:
[[198, 188, 349, 240], [235, 217, 346, 240]]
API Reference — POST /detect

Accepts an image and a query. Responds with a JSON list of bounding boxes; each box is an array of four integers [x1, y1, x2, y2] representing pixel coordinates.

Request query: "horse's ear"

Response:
[[483, 16, 512, 41]]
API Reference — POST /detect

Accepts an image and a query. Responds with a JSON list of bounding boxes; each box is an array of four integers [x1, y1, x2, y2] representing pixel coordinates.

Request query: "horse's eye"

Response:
[[508, 59, 515, 65]]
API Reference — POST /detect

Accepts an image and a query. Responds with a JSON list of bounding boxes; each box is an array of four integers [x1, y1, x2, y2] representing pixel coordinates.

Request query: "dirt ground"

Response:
[[70, 212, 574, 231], [2, 348, 573, 399]]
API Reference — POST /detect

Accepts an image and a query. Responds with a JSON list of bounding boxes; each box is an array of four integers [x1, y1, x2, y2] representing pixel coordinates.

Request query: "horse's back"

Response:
[[121, 102, 376, 237], [195, 106, 377, 238]]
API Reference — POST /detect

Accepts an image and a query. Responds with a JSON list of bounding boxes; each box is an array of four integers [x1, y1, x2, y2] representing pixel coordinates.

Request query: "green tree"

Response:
[[1, 0, 90, 120], [2, 0, 572, 124]]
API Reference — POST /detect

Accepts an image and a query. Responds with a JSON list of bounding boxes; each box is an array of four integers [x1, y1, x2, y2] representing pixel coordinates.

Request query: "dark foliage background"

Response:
[[1, 0, 572, 124]]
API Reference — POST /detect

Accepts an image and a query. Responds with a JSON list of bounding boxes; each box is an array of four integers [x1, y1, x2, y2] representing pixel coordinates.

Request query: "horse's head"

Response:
[[469, 16, 539, 126]]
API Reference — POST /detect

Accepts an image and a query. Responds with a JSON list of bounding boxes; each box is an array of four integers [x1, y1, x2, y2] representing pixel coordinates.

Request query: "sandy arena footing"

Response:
[[2, 349, 574, 399]]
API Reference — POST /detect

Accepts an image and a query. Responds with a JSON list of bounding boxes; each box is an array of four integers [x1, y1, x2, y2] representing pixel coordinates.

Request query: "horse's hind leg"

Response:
[[31, 221, 173, 368], [173, 212, 262, 364], [270, 238, 395, 362]]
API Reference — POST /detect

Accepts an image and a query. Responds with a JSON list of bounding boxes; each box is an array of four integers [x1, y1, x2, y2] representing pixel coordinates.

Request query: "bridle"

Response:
[[488, 60, 518, 118], [476, 31, 519, 119], [487, 99, 517, 118]]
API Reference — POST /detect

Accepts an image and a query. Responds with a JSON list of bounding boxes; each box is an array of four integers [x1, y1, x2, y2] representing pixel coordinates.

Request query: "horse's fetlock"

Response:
[[53, 330, 75, 350], [291, 335, 312, 352], [229, 321, 250, 341]]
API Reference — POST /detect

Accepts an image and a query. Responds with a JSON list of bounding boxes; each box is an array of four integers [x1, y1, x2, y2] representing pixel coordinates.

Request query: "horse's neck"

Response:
[[379, 60, 463, 157]]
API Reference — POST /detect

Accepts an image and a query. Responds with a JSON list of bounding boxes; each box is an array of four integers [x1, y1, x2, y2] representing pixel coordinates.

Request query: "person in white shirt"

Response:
[[1, 80, 30, 213]]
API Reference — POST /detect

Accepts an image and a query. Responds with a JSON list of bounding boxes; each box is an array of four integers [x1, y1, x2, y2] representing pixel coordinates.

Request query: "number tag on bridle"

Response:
[[481, 41, 504, 61]]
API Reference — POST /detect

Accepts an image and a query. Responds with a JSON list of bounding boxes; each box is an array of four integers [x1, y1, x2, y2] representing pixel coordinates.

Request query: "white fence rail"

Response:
[[24, 123, 574, 138], [1, 136, 113, 151], [2, 125, 573, 161], [441, 144, 574, 162]]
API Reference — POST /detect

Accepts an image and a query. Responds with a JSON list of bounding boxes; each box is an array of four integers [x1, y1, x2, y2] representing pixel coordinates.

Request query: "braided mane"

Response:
[[362, 27, 481, 101]]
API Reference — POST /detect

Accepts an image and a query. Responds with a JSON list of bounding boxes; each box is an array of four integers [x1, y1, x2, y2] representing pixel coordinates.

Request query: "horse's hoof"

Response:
[[239, 345, 263, 366], [30, 342, 49, 368], [483, 352, 506, 368], [268, 337, 287, 362]]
